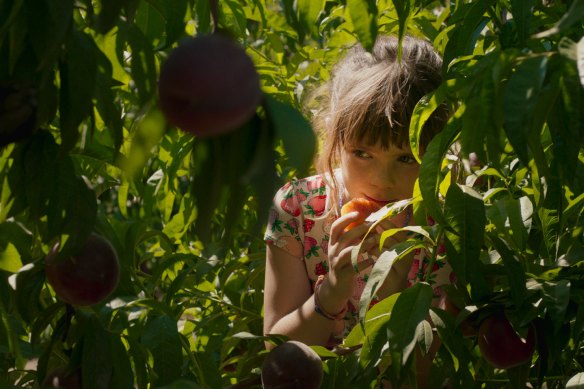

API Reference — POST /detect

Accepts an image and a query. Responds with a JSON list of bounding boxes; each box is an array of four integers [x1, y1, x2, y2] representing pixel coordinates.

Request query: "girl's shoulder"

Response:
[[274, 174, 330, 218], [282, 174, 327, 194]]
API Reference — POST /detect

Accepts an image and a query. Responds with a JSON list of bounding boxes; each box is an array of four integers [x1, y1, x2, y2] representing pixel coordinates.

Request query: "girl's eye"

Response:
[[353, 150, 372, 159], [399, 155, 417, 164]]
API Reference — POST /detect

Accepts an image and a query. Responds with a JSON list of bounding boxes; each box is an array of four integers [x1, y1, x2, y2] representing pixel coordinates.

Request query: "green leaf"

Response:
[[0, 242, 21, 273], [347, 0, 377, 52], [510, 0, 534, 45], [493, 196, 533, 251], [0, 222, 32, 263], [25, 0, 72, 71], [297, 0, 325, 40], [547, 59, 584, 185], [14, 262, 45, 325], [109, 332, 134, 388], [135, 0, 166, 46], [22, 131, 59, 217], [82, 317, 114, 389], [161, 0, 188, 49], [345, 293, 398, 348], [391, 0, 412, 55], [533, 0, 584, 38], [503, 56, 548, 166], [542, 280, 570, 332], [94, 46, 123, 152], [59, 30, 98, 152], [194, 0, 212, 34], [415, 320, 434, 355], [443, 184, 488, 301], [358, 240, 426, 320], [386, 282, 433, 365], [142, 315, 183, 385], [353, 294, 400, 369], [442, 1, 493, 73], [429, 307, 473, 367], [264, 95, 315, 178], [489, 234, 527, 309], [123, 24, 157, 106], [419, 105, 462, 226], [409, 84, 449, 164], [46, 157, 97, 254], [95, 0, 124, 34]]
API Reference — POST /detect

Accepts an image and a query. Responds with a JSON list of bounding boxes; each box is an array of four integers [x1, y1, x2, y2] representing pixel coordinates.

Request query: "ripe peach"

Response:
[[158, 34, 262, 137], [341, 198, 382, 231], [261, 341, 323, 389], [45, 233, 120, 307], [478, 313, 535, 369]]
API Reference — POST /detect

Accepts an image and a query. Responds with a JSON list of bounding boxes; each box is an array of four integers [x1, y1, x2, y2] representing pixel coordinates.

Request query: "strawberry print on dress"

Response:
[[264, 173, 453, 335]]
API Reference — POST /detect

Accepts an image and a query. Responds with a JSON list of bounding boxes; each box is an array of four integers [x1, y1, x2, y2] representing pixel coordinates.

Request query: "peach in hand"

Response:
[[341, 198, 382, 231]]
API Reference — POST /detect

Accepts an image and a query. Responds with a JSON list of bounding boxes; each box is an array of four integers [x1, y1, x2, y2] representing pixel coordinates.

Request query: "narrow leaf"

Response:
[[297, 0, 325, 40], [264, 95, 315, 177], [419, 106, 462, 227], [503, 56, 548, 166], [443, 184, 488, 300], [142, 315, 183, 385], [59, 31, 97, 152], [386, 282, 433, 364], [348, 0, 378, 52]]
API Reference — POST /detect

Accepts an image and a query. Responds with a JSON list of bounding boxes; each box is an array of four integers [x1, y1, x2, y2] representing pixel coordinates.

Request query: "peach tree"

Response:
[[0, 0, 582, 388]]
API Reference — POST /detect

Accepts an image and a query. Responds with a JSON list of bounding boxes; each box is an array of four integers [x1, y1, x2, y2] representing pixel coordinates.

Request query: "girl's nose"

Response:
[[376, 163, 397, 188]]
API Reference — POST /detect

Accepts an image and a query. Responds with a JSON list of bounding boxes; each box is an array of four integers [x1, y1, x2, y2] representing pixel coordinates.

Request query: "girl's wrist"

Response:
[[314, 275, 349, 320]]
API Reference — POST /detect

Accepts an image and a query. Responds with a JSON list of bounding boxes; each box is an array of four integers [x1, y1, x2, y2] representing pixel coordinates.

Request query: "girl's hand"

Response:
[[324, 212, 377, 302]]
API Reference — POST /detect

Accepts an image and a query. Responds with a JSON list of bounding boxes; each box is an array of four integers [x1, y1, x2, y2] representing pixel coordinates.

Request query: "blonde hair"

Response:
[[308, 35, 449, 209]]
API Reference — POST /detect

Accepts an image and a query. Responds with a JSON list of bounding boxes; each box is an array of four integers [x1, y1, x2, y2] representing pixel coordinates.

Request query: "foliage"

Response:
[[0, 0, 582, 388]]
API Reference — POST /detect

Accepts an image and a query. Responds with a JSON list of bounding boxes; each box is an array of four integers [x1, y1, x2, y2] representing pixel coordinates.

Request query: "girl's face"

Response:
[[340, 141, 419, 206]]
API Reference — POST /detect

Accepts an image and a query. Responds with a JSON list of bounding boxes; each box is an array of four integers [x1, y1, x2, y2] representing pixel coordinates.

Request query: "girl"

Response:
[[263, 35, 454, 380]]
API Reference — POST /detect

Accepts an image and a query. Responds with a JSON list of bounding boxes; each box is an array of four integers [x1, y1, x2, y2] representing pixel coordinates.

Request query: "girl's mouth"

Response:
[[365, 195, 397, 206]]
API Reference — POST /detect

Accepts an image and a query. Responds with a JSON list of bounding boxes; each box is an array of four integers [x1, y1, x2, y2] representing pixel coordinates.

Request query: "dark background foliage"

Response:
[[0, 0, 582, 388]]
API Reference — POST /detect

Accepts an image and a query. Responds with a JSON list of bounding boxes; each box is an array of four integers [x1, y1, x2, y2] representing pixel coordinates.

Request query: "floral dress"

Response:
[[264, 173, 453, 339]]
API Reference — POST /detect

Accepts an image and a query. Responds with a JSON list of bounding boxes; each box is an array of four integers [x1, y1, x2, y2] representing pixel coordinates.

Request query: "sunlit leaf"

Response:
[[533, 0, 584, 38], [348, 0, 377, 52], [0, 242, 21, 273], [297, 0, 325, 40]]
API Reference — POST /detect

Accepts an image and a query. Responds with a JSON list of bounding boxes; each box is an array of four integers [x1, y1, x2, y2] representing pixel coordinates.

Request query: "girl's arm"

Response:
[[263, 212, 376, 349], [263, 244, 346, 348]]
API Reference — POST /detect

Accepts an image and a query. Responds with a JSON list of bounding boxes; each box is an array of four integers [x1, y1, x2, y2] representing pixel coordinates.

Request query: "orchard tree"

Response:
[[0, 0, 582, 388]]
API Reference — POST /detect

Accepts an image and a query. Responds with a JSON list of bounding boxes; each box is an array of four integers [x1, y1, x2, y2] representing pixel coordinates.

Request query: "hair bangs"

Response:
[[337, 77, 411, 150]]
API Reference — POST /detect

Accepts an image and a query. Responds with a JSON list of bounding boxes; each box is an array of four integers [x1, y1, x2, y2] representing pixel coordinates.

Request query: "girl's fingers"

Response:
[[331, 214, 372, 245], [353, 256, 375, 273], [331, 212, 364, 241]]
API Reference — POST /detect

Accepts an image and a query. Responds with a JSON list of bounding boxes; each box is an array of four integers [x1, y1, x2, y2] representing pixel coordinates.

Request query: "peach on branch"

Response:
[[261, 340, 323, 389], [158, 34, 262, 137], [45, 233, 120, 307]]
